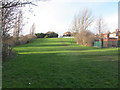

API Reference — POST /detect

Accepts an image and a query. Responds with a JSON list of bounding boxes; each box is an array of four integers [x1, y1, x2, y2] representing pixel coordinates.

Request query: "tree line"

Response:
[[35, 31, 58, 38]]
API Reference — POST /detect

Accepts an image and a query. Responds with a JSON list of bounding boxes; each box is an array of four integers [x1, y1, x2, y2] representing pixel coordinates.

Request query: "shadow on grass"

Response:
[[17, 39, 74, 47], [2, 52, 118, 88], [3, 38, 118, 88]]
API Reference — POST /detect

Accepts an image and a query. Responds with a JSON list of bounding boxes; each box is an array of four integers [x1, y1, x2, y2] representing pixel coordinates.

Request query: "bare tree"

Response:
[[0, 2, 2, 84], [1, 0, 46, 42], [2, 3, 17, 42], [71, 9, 94, 46], [30, 23, 35, 35], [2, 0, 38, 40], [13, 10, 23, 38], [96, 17, 107, 40], [1, 0, 43, 59], [1, 0, 18, 58]]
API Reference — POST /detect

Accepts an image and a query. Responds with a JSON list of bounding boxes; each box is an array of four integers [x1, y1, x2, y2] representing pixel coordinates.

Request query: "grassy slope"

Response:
[[3, 38, 118, 88]]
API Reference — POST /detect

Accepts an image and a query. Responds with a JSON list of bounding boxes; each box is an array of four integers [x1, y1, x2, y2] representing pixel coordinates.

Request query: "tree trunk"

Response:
[[0, 1, 2, 89]]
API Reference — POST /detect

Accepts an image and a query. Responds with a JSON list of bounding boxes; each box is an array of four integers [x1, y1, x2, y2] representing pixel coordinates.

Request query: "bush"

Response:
[[4, 36, 17, 46], [7, 34, 37, 46], [2, 34, 37, 60], [35, 32, 58, 38], [25, 34, 37, 42], [2, 44, 17, 60], [35, 33, 46, 38], [44, 35, 48, 38], [46, 31, 58, 38], [19, 36, 28, 45], [74, 30, 95, 46]]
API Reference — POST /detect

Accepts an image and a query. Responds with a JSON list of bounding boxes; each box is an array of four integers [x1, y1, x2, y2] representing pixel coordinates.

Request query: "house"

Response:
[[103, 29, 120, 47], [103, 29, 120, 41], [94, 29, 120, 48], [63, 32, 72, 36], [109, 29, 119, 39], [62, 31, 74, 38]]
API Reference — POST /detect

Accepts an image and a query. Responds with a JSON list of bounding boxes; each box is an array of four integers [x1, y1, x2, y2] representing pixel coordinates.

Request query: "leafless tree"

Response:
[[96, 17, 107, 40], [0, 1, 2, 69], [1, 0, 45, 59], [2, 0, 38, 41], [71, 9, 94, 46], [2, 3, 17, 42], [13, 10, 23, 38], [1, 0, 19, 58], [30, 23, 35, 35], [72, 9, 93, 32]]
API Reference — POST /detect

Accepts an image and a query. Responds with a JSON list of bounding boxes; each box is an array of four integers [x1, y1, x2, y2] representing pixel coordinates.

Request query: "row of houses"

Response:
[[95, 29, 120, 40], [63, 29, 120, 48], [63, 29, 120, 40], [94, 29, 120, 48]]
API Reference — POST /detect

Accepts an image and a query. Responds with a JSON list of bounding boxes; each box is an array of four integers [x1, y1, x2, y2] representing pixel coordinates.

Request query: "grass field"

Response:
[[3, 38, 118, 88]]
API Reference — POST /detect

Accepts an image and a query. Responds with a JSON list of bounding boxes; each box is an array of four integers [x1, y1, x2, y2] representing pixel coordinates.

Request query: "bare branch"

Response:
[[2, 1, 38, 8], [71, 9, 94, 46]]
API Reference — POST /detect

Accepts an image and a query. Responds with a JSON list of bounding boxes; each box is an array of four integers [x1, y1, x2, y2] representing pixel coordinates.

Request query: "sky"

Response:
[[23, 0, 119, 36]]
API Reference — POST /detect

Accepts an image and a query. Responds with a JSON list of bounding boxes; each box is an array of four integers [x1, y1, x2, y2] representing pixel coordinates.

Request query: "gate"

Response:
[[94, 41, 103, 48]]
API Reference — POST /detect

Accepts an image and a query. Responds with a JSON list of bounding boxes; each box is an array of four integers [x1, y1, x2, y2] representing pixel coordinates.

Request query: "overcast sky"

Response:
[[23, 0, 119, 36]]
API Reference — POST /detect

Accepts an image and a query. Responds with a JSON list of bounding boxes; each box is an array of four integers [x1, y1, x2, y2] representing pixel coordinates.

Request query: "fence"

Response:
[[94, 40, 120, 48], [94, 41, 103, 48], [103, 41, 118, 48], [118, 41, 120, 47]]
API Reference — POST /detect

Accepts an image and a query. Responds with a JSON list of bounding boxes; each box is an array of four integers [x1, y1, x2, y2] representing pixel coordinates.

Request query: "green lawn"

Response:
[[3, 38, 118, 88]]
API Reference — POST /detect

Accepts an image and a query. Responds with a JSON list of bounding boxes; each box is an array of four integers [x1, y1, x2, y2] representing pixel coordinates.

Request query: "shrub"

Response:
[[4, 36, 17, 46], [44, 35, 48, 38], [2, 44, 17, 60], [35, 32, 58, 38], [2, 34, 36, 60], [26, 34, 36, 41], [35, 33, 46, 38], [46, 31, 58, 38], [19, 36, 28, 45], [74, 30, 95, 46]]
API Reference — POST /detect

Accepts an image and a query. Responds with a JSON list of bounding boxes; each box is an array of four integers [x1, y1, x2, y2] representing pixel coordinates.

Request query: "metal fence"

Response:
[[94, 41, 103, 48], [94, 41, 120, 48], [118, 41, 120, 47]]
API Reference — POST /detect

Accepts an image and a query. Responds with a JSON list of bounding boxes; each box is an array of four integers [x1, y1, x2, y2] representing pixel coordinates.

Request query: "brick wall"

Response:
[[103, 38, 117, 42]]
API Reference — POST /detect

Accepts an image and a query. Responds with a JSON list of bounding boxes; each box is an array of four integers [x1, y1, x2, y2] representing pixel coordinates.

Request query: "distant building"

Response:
[[103, 29, 120, 40], [63, 32, 71, 36], [63, 31, 74, 38], [109, 29, 120, 39], [94, 29, 120, 48], [63, 32, 72, 36]]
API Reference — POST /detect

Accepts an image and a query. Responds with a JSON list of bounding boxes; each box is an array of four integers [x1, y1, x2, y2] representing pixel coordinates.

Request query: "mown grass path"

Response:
[[3, 38, 118, 88]]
